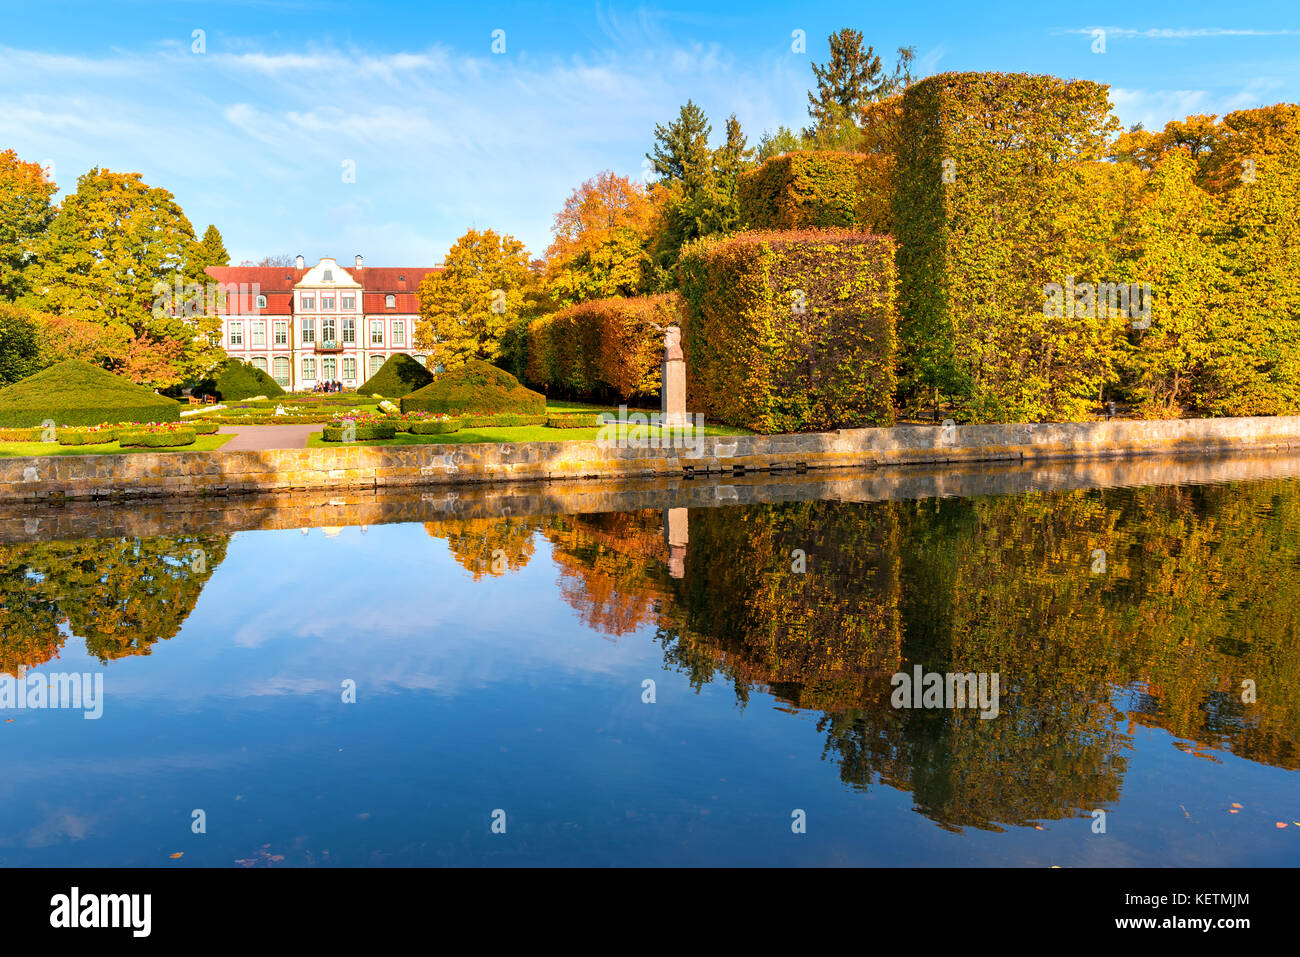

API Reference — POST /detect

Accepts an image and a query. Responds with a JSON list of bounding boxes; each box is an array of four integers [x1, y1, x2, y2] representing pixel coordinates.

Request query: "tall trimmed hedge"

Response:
[[892, 72, 1120, 422], [678, 230, 897, 433], [0, 360, 181, 427], [524, 294, 679, 401], [401, 358, 545, 415], [738, 151, 867, 230]]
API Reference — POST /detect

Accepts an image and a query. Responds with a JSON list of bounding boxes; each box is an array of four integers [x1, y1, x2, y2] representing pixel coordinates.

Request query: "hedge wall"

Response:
[[738, 151, 867, 230], [0, 360, 183, 428], [892, 72, 1120, 422], [524, 294, 679, 401], [678, 230, 897, 433]]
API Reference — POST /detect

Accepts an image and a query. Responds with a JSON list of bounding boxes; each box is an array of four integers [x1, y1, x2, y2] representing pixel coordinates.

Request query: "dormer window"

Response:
[[385, 294, 396, 308], [323, 269, 333, 281], [255, 294, 267, 310]]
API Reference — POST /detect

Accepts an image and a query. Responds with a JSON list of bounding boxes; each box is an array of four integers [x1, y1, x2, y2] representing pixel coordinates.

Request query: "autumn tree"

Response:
[[544, 171, 655, 306], [415, 228, 536, 369], [31, 168, 222, 388], [0, 149, 57, 301]]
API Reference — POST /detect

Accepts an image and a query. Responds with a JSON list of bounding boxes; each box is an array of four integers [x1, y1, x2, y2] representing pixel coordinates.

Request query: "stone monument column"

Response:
[[661, 326, 687, 428]]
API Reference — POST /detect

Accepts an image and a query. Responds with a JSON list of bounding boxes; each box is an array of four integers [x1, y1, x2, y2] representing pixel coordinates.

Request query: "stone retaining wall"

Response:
[[3, 415, 1300, 503]]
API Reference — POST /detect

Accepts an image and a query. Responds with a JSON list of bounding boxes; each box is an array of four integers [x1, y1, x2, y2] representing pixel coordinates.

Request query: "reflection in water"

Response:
[[0, 535, 229, 674], [3, 476, 1298, 844]]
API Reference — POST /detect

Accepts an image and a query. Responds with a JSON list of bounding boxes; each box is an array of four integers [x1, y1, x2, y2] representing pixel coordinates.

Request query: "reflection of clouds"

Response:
[[24, 808, 93, 848], [94, 527, 653, 704]]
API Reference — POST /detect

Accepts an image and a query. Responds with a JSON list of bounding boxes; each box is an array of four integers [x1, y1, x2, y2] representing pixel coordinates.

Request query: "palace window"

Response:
[[251, 357, 268, 372], [251, 321, 265, 346], [342, 317, 355, 344], [321, 318, 336, 342], [301, 294, 315, 310], [255, 294, 267, 310], [229, 321, 243, 346], [342, 357, 356, 380], [323, 269, 333, 281], [342, 294, 355, 311], [392, 321, 405, 346], [322, 357, 336, 380], [302, 357, 316, 380], [301, 318, 315, 343], [370, 320, 383, 345], [274, 321, 288, 346], [370, 354, 384, 376], [413, 355, 427, 366], [385, 294, 396, 308], [322, 295, 335, 311], [272, 357, 290, 386]]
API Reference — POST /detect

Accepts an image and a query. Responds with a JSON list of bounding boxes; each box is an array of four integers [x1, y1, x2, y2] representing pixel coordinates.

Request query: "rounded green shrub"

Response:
[[118, 429, 197, 448], [320, 423, 396, 441], [190, 420, 220, 435], [400, 359, 545, 416], [409, 419, 461, 435], [0, 360, 182, 428], [456, 413, 548, 428], [358, 353, 435, 398], [56, 427, 119, 446]]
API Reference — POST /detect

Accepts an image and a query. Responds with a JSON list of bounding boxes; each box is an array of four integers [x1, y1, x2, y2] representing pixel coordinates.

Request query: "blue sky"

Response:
[[2, 0, 1297, 266]]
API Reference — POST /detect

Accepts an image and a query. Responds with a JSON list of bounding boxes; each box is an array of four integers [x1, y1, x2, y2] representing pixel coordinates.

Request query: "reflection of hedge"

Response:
[[0, 360, 182, 427], [892, 72, 1119, 422], [401, 359, 545, 415], [357, 353, 434, 397], [196, 359, 284, 401], [738, 150, 866, 229], [524, 294, 677, 401], [678, 230, 897, 433]]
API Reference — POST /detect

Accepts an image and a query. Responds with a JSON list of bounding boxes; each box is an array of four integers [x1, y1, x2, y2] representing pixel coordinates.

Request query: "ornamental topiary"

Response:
[[400, 359, 545, 415], [320, 423, 396, 441], [409, 419, 461, 435], [738, 150, 868, 230], [195, 359, 285, 401], [357, 353, 435, 398], [0, 360, 183, 428], [545, 414, 600, 428]]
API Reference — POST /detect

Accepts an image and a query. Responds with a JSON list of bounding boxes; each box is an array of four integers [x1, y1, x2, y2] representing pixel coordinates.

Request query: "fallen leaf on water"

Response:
[[4, 719, 13, 723], [1277, 822, 1288, 829], [169, 852, 183, 859], [1229, 809, 1239, 814], [1231, 802, 1243, 809], [1033, 825, 1044, 830]]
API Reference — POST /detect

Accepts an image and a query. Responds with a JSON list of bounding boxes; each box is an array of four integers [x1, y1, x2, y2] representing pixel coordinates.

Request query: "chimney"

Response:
[[295, 255, 305, 269], [355, 254, 363, 269]]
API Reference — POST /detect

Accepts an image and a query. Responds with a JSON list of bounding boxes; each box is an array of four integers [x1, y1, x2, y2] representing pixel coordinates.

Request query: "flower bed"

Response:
[[118, 423, 198, 448], [56, 425, 120, 446], [409, 419, 462, 435]]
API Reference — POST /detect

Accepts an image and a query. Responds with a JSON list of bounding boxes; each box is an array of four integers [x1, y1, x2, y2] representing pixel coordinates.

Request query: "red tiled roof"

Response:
[[202, 263, 439, 316]]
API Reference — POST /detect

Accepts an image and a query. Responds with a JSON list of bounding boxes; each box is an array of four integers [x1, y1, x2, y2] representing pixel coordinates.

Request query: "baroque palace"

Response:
[[205, 256, 438, 391]]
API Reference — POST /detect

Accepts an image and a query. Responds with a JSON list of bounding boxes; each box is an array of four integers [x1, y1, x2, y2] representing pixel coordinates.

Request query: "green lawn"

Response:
[[0, 434, 235, 457], [306, 421, 747, 448]]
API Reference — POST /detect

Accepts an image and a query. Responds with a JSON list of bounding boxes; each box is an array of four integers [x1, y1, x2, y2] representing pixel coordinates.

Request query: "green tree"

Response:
[[415, 227, 535, 370], [0, 302, 45, 386], [30, 168, 221, 388], [194, 224, 230, 270], [0, 150, 57, 301]]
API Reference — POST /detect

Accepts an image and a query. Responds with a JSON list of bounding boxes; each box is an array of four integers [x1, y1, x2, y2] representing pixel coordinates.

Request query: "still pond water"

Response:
[[1, 464, 1298, 866]]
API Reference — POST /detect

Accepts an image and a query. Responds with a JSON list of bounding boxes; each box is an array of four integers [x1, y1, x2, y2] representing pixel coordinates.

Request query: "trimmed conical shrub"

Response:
[[195, 359, 285, 401], [358, 352, 434, 397], [400, 358, 545, 415], [0, 360, 181, 427]]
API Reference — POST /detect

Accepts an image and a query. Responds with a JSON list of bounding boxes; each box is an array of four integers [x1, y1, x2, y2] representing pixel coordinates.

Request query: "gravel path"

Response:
[[216, 424, 320, 451]]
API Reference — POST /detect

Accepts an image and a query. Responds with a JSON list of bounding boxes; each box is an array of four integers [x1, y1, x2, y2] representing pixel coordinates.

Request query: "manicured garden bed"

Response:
[[0, 434, 234, 457]]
